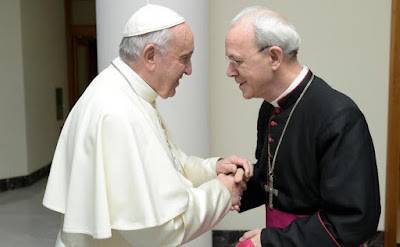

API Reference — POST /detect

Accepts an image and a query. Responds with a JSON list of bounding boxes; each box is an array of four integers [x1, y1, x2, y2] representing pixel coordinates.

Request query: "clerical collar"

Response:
[[270, 66, 309, 108], [112, 57, 158, 103]]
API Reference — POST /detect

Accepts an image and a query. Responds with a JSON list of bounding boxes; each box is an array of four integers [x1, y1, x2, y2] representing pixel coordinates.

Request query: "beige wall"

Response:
[[20, 0, 68, 174], [0, 0, 68, 179], [0, 0, 28, 179], [210, 0, 391, 231]]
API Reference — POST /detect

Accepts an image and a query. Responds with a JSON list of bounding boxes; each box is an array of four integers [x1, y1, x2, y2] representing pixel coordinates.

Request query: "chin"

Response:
[[241, 90, 253, 99], [242, 94, 252, 99], [159, 89, 177, 99], [167, 90, 177, 98]]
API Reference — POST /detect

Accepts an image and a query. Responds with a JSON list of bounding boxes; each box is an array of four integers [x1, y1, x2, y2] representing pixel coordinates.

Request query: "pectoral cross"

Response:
[[264, 173, 278, 209]]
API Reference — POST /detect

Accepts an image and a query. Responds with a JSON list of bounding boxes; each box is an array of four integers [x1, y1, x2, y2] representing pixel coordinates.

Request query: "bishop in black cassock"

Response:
[[225, 6, 380, 247], [240, 70, 380, 246]]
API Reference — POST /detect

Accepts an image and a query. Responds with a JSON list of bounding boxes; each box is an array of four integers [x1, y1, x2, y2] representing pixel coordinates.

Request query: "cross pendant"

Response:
[[264, 174, 278, 209]]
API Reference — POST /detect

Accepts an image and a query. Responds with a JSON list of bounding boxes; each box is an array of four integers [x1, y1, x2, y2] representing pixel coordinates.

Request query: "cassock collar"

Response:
[[270, 67, 312, 109], [112, 57, 158, 104]]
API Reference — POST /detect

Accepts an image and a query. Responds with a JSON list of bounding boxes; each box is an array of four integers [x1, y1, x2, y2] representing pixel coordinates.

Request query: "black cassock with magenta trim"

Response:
[[239, 70, 381, 247]]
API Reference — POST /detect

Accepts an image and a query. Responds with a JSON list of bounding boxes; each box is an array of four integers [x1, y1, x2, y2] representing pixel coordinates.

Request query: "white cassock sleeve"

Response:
[[174, 147, 220, 187]]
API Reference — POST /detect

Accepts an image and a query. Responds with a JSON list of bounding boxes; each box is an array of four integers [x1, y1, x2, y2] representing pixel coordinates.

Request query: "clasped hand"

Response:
[[216, 155, 253, 211]]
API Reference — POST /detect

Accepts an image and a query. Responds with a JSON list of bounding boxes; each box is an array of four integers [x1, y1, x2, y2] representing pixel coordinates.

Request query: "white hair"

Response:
[[231, 6, 301, 59], [119, 28, 173, 64]]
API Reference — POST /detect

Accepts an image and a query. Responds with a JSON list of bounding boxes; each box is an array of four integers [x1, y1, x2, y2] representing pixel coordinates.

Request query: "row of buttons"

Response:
[[268, 107, 282, 158]]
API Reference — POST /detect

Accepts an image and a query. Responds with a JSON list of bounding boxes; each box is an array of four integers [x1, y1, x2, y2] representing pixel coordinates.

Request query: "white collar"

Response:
[[112, 57, 158, 103], [270, 66, 309, 108]]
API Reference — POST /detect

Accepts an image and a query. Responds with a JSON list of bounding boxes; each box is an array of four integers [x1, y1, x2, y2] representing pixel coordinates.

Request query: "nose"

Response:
[[226, 63, 238, 77], [184, 60, 192, 75]]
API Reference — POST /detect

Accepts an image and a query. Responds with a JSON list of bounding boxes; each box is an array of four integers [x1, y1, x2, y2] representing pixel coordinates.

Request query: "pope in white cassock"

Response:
[[43, 4, 253, 247]]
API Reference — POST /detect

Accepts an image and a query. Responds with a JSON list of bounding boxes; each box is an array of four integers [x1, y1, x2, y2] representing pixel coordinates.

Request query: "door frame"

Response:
[[385, 0, 400, 246], [65, 0, 96, 110]]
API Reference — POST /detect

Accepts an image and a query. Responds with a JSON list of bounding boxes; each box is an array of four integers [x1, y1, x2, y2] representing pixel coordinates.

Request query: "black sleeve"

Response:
[[260, 106, 381, 246], [239, 163, 265, 212], [240, 101, 270, 212]]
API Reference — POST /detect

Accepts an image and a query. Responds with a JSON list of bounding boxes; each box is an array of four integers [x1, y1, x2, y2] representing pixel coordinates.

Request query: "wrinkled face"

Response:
[[155, 23, 194, 98], [225, 22, 271, 100]]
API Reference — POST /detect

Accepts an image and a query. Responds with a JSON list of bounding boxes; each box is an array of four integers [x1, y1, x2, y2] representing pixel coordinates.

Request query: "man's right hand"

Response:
[[237, 228, 262, 247], [217, 169, 247, 211]]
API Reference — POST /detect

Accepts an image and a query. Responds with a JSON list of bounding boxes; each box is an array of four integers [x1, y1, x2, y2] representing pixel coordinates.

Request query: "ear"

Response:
[[269, 46, 283, 71], [141, 44, 157, 72]]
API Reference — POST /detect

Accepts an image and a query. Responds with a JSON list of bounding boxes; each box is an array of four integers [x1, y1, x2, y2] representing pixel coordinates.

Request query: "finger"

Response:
[[239, 180, 247, 191], [217, 159, 238, 175], [241, 160, 253, 180], [239, 229, 257, 242], [227, 155, 246, 166], [237, 161, 253, 179], [228, 163, 238, 174], [238, 232, 248, 242], [245, 160, 253, 178], [240, 161, 250, 178], [223, 163, 237, 174], [233, 195, 241, 206], [217, 173, 227, 179], [234, 168, 245, 183]]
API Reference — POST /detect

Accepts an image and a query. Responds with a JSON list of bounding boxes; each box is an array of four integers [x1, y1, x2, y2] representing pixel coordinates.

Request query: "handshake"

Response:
[[216, 155, 254, 211]]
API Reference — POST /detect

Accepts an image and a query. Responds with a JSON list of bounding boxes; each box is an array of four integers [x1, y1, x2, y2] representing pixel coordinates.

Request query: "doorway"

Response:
[[65, 0, 97, 109]]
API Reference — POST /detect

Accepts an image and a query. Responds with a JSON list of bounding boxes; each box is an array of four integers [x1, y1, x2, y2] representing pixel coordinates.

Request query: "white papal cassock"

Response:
[[43, 57, 231, 247]]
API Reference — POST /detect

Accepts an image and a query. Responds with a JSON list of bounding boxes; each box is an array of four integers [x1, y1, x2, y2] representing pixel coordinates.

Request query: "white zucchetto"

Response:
[[123, 4, 185, 37]]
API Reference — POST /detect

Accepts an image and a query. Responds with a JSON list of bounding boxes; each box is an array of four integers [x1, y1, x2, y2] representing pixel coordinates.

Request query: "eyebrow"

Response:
[[227, 54, 242, 60], [226, 50, 241, 59], [180, 51, 193, 58]]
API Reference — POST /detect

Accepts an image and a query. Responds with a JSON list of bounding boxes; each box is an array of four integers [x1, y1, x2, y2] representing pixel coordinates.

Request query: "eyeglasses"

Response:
[[225, 46, 270, 67]]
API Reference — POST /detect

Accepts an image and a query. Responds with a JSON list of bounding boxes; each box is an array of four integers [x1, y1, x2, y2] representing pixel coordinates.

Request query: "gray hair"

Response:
[[119, 28, 173, 64], [231, 6, 301, 59]]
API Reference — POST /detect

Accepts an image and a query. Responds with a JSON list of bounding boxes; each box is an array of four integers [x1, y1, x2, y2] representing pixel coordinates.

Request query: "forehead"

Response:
[[169, 23, 194, 55], [225, 20, 256, 56]]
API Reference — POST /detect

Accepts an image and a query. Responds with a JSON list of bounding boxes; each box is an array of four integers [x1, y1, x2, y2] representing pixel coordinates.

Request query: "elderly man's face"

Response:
[[156, 23, 194, 99], [225, 21, 271, 100]]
